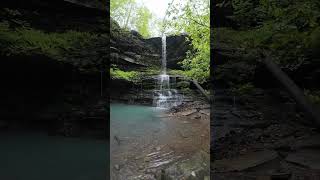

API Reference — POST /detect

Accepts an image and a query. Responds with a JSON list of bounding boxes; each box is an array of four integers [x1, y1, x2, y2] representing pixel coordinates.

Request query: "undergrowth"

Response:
[[0, 22, 98, 58]]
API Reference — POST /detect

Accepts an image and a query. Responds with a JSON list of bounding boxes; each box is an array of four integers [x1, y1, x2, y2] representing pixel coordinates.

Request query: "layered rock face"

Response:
[[144, 35, 191, 69], [109, 20, 190, 105], [0, 0, 191, 137], [0, 0, 108, 138], [211, 1, 320, 179], [212, 0, 320, 89], [110, 20, 160, 70], [212, 0, 234, 28], [110, 20, 190, 70]]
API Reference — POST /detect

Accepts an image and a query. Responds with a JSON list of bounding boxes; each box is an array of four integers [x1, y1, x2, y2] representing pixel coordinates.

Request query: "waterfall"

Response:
[[153, 35, 183, 109], [161, 35, 167, 74]]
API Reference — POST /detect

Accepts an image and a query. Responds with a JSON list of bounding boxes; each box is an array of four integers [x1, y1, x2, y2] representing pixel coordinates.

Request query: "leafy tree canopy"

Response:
[[110, 0, 153, 38], [166, 0, 210, 83]]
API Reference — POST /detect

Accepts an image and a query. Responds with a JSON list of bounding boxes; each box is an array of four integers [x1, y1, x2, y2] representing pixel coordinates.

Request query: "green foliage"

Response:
[[309, 27, 320, 57], [168, 69, 187, 76], [110, 0, 133, 12], [305, 89, 320, 105], [231, 0, 258, 27], [2, 8, 22, 17], [213, 0, 320, 87], [110, 0, 153, 38], [110, 68, 140, 82], [231, 83, 256, 96], [167, 0, 210, 84], [109, 66, 164, 83], [226, 0, 320, 65], [176, 81, 190, 89], [141, 68, 161, 76], [0, 22, 97, 57], [230, 0, 320, 29], [213, 21, 315, 66], [110, 19, 129, 39], [135, 6, 152, 37]]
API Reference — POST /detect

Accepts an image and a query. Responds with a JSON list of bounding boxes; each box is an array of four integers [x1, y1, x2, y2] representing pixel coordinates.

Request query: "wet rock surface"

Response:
[[111, 98, 210, 180], [0, 0, 108, 139], [211, 88, 320, 179], [144, 35, 191, 69]]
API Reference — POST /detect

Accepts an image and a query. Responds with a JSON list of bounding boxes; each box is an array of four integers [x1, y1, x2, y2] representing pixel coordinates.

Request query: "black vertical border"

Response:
[[105, 0, 110, 179], [210, 0, 214, 178], [104, 0, 111, 179]]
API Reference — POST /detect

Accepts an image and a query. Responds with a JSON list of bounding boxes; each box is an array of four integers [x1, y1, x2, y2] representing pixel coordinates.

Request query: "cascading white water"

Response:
[[153, 35, 183, 109], [161, 35, 167, 74]]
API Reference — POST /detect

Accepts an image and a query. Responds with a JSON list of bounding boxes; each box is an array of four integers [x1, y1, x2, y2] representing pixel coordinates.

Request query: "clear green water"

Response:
[[0, 131, 108, 180], [110, 103, 166, 155], [110, 103, 165, 140], [110, 103, 167, 179]]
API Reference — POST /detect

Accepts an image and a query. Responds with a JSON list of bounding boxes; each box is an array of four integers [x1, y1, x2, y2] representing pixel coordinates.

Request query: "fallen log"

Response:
[[191, 80, 211, 102], [261, 51, 320, 126]]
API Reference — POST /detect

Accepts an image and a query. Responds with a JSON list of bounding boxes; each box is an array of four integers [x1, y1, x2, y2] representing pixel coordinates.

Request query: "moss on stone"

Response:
[[110, 68, 140, 82], [177, 81, 190, 89], [305, 89, 320, 105], [231, 83, 256, 96], [0, 22, 98, 58]]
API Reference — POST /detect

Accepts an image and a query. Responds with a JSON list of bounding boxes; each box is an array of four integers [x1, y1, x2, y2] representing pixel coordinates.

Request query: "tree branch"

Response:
[[189, 18, 209, 28]]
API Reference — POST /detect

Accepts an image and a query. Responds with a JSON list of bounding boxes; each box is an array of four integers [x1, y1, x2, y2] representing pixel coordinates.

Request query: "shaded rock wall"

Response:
[[110, 19, 160, 69], [0, 0, 108, 138], [109, 26, 191, 104], [212, 0, 320, 89], [212, 0, 235, 28], [145, 35, 191, 69]]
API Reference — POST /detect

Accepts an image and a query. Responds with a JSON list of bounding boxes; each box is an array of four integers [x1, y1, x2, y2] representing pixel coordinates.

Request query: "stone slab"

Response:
[[291, 135, 320, 149], [212, 150, 278, 172], [200, 109, 210, 116], [286, 149, 320, 170], [180, 109, 197, 116]]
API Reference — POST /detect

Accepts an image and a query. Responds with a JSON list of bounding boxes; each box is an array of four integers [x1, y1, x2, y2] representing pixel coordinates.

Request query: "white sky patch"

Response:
[[135, 0, 185, 36], [136, 0, 172, 19], [133, 0, 189, 37]]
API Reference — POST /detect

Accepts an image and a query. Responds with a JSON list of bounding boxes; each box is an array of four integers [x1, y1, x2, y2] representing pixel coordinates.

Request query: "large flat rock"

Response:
[[212, 150, 278, 172], [180, 109, 198, 116], [286, 149, 320, 170], [291, 135, 320, 149], [200, 109, 210, 116], [211, 126, 236, 141]]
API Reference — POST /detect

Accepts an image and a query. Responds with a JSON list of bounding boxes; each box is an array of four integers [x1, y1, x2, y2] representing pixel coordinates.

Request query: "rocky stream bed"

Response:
[[110, 93, 210, 180], [211, 88, 320, 180]]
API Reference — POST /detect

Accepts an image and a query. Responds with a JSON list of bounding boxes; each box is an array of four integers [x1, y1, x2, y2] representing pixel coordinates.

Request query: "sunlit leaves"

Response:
[[110, 0, 153, 38], [166, 0, 210, 83], [135, 6, 152, 37], [110, 0, 135, 27]]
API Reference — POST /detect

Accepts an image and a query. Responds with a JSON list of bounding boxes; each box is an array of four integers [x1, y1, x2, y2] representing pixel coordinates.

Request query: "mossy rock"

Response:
[[310, 27, 320, 57], [177, 81, 190, 89], [232, 83, 256, 96], [305, 89, 320, 105]]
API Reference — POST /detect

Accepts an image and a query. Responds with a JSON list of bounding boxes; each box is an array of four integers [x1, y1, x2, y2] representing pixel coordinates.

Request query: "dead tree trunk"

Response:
[[192, 80, 211, 102], [261, 53, 320, 126]]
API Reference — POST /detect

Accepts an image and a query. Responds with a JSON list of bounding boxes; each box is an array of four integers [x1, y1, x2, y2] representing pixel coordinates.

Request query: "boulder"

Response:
[[212, 150, 278, 172], [286, 149, 320, 170]]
